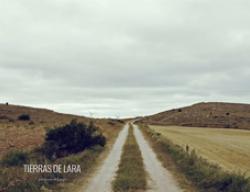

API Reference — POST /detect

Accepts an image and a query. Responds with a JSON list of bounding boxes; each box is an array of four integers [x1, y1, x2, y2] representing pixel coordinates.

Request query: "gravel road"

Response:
[[84, 124, 129, 192], [84, 123, 181, 192], [133, 124, 182, 192]]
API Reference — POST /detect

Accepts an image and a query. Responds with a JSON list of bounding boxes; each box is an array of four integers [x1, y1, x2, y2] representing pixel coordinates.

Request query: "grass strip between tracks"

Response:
[[112, 124, 147, 192]]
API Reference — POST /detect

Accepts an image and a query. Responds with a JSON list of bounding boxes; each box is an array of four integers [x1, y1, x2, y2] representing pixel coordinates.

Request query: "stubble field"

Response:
[[150, 125, 250, 176]]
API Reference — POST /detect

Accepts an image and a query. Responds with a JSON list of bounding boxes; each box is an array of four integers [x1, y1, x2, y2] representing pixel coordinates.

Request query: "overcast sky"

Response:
[[0, 0, 250, 118]]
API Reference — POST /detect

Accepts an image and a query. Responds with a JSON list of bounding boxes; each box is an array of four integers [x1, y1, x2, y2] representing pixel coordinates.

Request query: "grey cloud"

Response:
[[0, 0, 250, 117]]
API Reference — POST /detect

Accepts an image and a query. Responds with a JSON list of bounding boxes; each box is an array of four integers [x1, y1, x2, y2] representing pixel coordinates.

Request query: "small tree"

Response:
[[43, 120, 106, 159], [178, 109, 182, 112]]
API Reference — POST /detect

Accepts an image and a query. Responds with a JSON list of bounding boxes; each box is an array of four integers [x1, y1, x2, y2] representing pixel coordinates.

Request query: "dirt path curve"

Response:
[[133, 124, 182, 192], [84, 123, 129, 192]]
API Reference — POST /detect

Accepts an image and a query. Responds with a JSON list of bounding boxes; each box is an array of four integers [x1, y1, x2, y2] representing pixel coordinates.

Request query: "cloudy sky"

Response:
[[0, 0, 250, 117]]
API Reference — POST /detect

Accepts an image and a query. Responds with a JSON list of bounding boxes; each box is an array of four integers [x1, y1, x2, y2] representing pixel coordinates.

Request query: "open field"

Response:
[[150, 125, 250, 176]]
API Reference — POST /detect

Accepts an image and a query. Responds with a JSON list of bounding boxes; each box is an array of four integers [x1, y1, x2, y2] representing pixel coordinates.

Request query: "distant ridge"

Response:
[[0, 103, 88, 123], [139, 102, 250, 130]]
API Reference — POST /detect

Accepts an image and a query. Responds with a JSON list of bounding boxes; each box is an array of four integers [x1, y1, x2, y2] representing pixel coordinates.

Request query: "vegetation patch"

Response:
[[141, 124, 250, 192], [112, 124, 147, 192], [18, 114, 31, 121], [42, 120, 106, 159], [1, 150, 28, 167]]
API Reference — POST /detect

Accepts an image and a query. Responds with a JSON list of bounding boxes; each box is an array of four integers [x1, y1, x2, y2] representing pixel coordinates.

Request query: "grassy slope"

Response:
[[151, 125, 250, 176], [112, 124, 147, 192], [0, 124, 123, 192], [140, 102, 250, 130], [0, 104, 122, 157], [0, 104, 124, 191]]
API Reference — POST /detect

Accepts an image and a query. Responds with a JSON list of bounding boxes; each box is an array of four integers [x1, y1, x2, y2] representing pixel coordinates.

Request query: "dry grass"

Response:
[[141, 102, 250, 130], [112, 124, 147, 192], [0, 104, 124, 191], [150, 125, 250, 176], [0, 104, 123, 158], [142, 125, 250, 192]]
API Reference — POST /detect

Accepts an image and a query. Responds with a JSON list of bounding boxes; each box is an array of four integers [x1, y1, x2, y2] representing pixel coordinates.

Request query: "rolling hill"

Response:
[[139, 102, 250, 130], [0, 103, 123, 157]]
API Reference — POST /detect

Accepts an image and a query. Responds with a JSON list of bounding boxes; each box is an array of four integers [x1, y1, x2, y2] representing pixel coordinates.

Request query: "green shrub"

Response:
[[1, 150, 28, 166], [42, 120, 106, 159], [18, 114, 30, 121]]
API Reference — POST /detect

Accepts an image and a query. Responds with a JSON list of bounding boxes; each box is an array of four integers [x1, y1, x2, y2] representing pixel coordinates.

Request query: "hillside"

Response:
[[140, 102, 250, 130], [0, 104, 123, 157]]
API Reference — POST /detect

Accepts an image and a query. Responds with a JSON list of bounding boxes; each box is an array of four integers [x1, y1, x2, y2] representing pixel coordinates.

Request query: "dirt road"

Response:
[[84, 123, 181, 192], [84, 123, 129, 192], [133, 124, 182, 192]]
